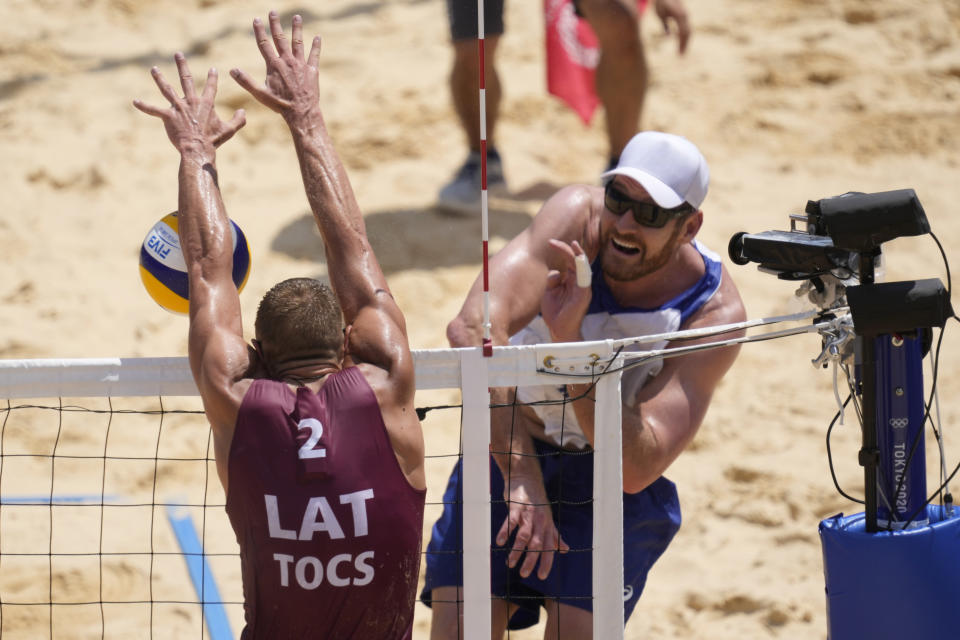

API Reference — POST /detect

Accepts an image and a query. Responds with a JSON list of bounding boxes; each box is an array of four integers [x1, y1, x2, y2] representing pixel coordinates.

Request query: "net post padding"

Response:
[[460, 348, 492, 640], [593, 353, 625, 638]]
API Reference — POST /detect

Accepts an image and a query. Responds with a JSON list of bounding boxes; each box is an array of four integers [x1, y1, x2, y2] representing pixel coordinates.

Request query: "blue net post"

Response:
[[821, 329, 960, 638], [874, 332, 927, 528], [820, 507, 960, 639], [855, 254, 881, 533]]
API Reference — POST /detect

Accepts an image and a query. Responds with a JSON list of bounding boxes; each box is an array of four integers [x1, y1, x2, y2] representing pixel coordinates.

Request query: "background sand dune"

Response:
[[1, 0, 959, 637]]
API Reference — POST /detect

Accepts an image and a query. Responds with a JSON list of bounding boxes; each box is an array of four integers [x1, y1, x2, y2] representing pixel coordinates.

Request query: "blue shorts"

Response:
[[421, 439, 681, 630]]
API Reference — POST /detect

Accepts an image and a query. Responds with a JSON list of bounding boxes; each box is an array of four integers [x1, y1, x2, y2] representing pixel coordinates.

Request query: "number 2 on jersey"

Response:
[[297, 418, 327, 459]]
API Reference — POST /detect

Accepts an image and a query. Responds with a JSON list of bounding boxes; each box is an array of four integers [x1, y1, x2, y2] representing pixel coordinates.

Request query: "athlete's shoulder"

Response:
[[234, 377, 290, 416], [689, 263, 746, 329], [530, 183, 602, 247], [539, 184, 599, 220], [348, 362, 404, 405], [351, 362, 425, 490], [548, 182, 599, 205], [199, 374, 255, 432]]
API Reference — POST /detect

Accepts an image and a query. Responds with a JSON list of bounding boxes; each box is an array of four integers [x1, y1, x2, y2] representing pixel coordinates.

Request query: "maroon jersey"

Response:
[[226, 367, 425, 639]]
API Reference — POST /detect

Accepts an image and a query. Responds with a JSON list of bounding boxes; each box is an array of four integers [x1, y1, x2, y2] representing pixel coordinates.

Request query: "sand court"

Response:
[[1, 1, 959, 638]]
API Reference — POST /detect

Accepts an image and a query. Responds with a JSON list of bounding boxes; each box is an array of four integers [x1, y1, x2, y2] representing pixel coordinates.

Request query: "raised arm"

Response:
[[230, 13, 422, 490], [445, 186, 597, 579], [230, 12, 409, 381], [133, 54, 249, 437], [446, 184, 599, 347]]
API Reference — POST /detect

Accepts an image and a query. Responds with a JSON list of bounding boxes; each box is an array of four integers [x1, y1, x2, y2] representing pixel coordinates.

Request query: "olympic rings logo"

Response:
[[889, 418, 909, 429]]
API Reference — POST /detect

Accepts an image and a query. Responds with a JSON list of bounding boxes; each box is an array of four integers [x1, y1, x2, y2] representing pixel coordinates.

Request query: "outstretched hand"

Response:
[[654, 0, 692, 55], [230, 11, 322, 123], [496, 473, 569, 580], [133, 52, 246, 154], [541, 239, 592, 343]]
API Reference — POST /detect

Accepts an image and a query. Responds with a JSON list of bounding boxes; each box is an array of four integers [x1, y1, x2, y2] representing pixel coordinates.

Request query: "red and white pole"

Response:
[[477, 0, 493, 357]]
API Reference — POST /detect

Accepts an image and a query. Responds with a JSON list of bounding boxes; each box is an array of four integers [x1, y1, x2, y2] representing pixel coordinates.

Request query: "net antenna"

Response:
[[477, 0, 493, 359]]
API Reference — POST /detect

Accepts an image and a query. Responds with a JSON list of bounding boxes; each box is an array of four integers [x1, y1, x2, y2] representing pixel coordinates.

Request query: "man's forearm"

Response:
[[566, 381, 669, 494], [288, 116, 357, 229], [564, 381, 597, 444], [489, 388, 543, 480], [284, 111, 376, 320], [177, 148, 233, 273]]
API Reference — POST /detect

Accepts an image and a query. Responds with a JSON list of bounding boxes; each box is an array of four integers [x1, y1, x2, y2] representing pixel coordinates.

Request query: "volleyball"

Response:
[[139, 211, 251, 314]]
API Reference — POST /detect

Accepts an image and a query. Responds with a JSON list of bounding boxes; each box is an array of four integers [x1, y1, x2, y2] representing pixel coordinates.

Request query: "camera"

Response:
[[728, 189, 952, 335]]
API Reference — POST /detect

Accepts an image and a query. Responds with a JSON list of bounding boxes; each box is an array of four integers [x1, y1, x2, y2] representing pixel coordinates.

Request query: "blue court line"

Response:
[[1, 494, 121, 504], [0, 494, 233, 640], [1, 495, 234, 638], [166, 505, 234, 640]]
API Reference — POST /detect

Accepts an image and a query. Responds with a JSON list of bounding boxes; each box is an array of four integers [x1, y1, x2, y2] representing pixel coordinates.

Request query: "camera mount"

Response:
[[729, 188, 953, 533]]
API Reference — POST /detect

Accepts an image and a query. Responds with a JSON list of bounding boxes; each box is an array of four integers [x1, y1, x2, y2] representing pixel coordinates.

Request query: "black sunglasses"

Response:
[[603, 182, 694, 228]]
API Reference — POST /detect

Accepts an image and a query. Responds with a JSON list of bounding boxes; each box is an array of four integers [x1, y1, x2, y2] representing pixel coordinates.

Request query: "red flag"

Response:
[[544, 0, 649, 124]]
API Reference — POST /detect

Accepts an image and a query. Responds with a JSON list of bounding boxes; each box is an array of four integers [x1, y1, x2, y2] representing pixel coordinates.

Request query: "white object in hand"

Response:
[[575, 253, 591, 288]]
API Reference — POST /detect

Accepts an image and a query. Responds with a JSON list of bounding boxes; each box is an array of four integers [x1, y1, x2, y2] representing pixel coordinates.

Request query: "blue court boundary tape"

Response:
[[166, 504, 234, 640], [1, 495, 234, 639], [1, 494, 121, 504]]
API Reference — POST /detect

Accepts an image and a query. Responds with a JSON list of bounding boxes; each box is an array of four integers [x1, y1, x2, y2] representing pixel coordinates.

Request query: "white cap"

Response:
[[601, 131, 710, 209]]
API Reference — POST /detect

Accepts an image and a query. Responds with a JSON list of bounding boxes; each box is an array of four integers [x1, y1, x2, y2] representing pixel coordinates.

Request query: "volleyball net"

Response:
[[0, 313, 832, 640], [0, 360, 231, 639], [0, 342, 628, 639]]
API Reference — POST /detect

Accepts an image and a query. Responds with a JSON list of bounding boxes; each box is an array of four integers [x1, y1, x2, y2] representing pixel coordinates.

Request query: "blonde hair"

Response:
[[254, 278, 344, 363]]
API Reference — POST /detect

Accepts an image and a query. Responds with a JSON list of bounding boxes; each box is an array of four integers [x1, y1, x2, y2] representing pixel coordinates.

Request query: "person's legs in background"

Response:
[[576, 0, 646, 171], [438, 0, 507, 214], [450, 36, 502, 158], [429, 586, 513, 640]]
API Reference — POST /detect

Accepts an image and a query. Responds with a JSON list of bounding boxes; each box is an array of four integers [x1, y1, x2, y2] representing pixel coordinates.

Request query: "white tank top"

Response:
[[509, 241, 723, 449]]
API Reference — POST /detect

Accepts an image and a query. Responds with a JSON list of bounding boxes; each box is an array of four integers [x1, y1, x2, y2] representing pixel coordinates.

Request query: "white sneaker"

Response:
[[436, 151, 507, 215]]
